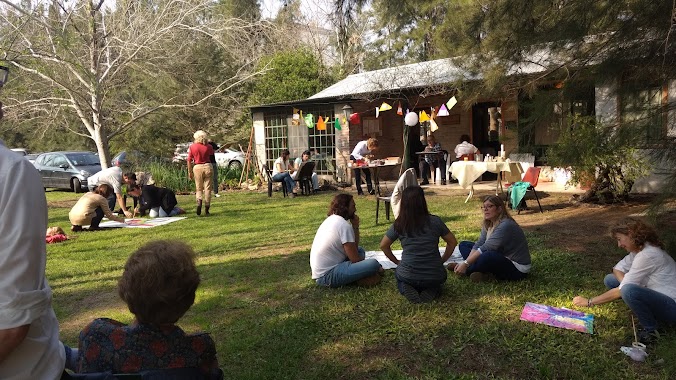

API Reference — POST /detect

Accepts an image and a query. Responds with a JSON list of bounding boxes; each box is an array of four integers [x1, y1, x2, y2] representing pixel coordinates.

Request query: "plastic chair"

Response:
[[507, 167, 543, 214], [296, 161, 316, 195], [376, 168, 417, 224], [263, 164, 287, 198]]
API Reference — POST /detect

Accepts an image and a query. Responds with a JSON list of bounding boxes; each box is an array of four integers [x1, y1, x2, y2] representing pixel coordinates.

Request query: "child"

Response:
[[45, 226, 68, 244]]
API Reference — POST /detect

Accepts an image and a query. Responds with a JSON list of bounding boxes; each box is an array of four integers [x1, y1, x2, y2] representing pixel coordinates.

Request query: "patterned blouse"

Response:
[[77, 318, 218, 375]]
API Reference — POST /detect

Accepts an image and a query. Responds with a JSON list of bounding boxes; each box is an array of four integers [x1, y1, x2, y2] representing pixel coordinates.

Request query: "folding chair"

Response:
[[507, 167, 543, 214], [296, 161, 316, 195], [263, 164, 287, 198]]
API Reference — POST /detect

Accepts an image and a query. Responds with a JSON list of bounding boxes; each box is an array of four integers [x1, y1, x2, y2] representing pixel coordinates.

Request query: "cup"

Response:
[[463, 157, 468, 161]]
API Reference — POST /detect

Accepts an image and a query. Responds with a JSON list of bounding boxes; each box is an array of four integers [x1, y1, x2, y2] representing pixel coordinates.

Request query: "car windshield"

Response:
[[66, 153, 100, 166]]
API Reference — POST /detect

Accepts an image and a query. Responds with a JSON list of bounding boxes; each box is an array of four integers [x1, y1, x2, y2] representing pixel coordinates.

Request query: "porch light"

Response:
[[342, 104, 352, 120], [0, 65, 8, 88]]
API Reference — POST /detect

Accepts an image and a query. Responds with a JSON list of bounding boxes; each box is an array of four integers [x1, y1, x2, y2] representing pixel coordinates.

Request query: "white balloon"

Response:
[[404, 112, 418, 126]]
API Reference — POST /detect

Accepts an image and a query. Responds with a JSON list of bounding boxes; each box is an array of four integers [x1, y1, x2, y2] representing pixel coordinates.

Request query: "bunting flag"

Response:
[[304, 113, 314, 129], [379, 102, 392, 111], [335, 117, 342, 130], [397, 102, 403, 115], [419, 110, 430, 122], [375, 107, 380, 118], [430, 118, 439, 132], [316, 115, 326, 130], [292, 108, 300, 120], [446, 96, 458, 110], [437, 104, 450, 116]]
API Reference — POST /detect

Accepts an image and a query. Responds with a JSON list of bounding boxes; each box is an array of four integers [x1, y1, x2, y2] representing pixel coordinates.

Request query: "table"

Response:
[[349, 162, 401, 196], [449, 161, 524, 202]]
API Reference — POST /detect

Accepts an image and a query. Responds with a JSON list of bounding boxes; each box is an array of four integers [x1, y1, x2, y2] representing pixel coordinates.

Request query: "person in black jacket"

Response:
[[127, 185, 185, 218]]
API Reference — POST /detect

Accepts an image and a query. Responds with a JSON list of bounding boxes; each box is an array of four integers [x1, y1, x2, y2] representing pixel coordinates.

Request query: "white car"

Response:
[[173, 143, 245, 170]]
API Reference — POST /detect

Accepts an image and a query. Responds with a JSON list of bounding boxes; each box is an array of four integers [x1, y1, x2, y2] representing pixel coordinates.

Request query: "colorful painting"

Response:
[[98, 217, 187, 229], [520, 302, 594, 334]]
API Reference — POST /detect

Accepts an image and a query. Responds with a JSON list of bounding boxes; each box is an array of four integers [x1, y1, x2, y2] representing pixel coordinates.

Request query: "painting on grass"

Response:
[[99, 217, 186, 229], [520, 302, 594, 334]]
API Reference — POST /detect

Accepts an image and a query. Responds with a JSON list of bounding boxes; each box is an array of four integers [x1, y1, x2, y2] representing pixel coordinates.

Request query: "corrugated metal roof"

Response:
[[308, 58, 477, 100]]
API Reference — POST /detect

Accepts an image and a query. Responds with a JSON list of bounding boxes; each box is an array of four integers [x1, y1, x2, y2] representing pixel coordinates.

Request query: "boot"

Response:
[[196, 199, 202, 216], [205, 204, 210, 216]]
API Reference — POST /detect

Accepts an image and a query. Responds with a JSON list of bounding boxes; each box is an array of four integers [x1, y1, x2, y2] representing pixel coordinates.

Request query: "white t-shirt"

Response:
[[351, 140, 370, 160], [271, 157, 291, 176], [614, 252, 636, 273], [310, 214, 355, 279], [87, 166, 123, 194], [619, 244, 676, 302], [0, 141, 65, 379], [454, 141, 479, 158]]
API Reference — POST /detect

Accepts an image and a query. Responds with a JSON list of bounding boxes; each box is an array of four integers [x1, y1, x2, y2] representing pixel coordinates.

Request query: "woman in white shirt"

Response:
[[271, 149, 297, 197], [573, 218, 676, 344], [350, 138, 379, 195]]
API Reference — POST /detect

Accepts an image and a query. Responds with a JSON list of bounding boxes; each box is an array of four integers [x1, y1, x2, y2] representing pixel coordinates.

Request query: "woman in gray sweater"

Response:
[[452, 195, 531, 282]]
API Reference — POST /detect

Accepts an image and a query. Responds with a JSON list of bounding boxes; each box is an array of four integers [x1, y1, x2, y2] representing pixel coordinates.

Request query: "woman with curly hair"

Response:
[[573, 218, 676, 344]]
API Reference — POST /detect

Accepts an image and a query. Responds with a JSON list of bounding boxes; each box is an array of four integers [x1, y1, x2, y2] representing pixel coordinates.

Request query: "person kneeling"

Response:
[[310, 194, 383, 287], [69, 184, 126, 231], [69, 240, 220, 377], [127, 184, 185, 217], [381, 186, 457, 303]]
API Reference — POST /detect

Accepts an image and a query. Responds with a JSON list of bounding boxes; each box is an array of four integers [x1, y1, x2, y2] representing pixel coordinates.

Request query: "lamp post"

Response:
[[342, 104, 352, 122], [0, 65, 8, 88]]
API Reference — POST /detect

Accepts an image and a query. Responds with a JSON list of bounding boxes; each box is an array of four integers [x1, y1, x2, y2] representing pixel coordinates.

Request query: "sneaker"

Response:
[[214, 193, 221, 198], [400, 282, 422, 303], [441, 180, 447, 185], [368, 189, 375, 195], [71, 225, 83, 232], [638, 329, 660, 345], [420, 180, 429, 185]]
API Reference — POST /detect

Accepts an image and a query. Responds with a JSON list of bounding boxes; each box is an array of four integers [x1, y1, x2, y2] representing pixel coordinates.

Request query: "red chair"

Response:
[[507, 167, 543, 214]]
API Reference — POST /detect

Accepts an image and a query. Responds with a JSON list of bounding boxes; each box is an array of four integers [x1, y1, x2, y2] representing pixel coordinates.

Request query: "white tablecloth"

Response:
[[450, 161, 523, 189]]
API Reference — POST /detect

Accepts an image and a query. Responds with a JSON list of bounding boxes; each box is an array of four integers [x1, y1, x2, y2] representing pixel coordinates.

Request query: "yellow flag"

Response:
[[419, 110, 430, 122], [379, 102, 392, 111]]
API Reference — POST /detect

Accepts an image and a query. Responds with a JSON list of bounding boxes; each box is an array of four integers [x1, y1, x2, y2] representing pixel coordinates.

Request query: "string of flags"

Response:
[[288, 95, 458, 130]]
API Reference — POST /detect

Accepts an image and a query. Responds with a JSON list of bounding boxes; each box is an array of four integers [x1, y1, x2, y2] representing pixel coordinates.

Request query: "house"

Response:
[[250, 57, 675, 192]]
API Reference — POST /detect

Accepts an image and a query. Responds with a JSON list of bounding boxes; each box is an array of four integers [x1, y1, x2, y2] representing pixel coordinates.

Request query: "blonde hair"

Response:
[[46, 226, 65, 236], [481, 195, 512, 230], [367, 138, 379, 150], [193, 130, 208, 144]]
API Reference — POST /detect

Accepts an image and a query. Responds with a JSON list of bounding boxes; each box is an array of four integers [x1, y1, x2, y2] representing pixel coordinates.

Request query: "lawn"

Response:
[[46, 188, 675, 379]]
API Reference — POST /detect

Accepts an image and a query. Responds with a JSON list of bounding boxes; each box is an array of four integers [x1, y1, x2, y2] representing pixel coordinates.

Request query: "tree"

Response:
[[0, 0, 270, 167]]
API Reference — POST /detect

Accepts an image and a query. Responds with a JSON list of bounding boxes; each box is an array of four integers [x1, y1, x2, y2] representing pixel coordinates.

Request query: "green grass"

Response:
[[46, 189, 675, 379]]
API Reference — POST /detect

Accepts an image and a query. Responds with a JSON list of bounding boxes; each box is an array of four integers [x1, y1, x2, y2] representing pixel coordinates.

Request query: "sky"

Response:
[[259, 0, 332, 20]]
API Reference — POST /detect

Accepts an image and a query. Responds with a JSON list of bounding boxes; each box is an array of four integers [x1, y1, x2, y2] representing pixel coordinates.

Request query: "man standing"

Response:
[[310, 194, 383, 287], [0, 101, 66, 378], [87, 166, 133, 217]]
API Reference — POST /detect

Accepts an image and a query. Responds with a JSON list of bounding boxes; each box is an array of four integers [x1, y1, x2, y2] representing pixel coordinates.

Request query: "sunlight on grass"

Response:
[[44, 190, 675, 379]]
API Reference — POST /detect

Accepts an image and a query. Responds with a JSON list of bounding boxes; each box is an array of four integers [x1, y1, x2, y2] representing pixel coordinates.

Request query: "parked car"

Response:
[[25, 153, 40, 164], [33, 151, 101, 192], [11, 148, 28, 156], [172, 143, 245, 169]]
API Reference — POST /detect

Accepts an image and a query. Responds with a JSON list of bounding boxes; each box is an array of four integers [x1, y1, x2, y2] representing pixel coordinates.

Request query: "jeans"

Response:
[[419, 158, 446, 183], [395, 271, 444, 294], [90, 207, 104, 228], [316, 247, 382, 288], [604, 273, 676, 332], [458, 241, 527, 281], [149, 207, 180, 218], [272, 172, 295, 194], [106, 193, 116, 211]]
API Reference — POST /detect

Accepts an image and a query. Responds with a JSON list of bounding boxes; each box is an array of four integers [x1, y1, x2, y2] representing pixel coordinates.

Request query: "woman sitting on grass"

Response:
[[451, 195, 531, 282], [573, 218, 676, 344], [71, 240, 220, 377], [68, 184, 125, 231], [380, 186, 458, 303]]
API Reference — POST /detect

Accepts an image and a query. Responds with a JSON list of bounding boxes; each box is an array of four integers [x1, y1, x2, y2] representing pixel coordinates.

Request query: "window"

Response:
[[621, 86, 664, 143], [264, 106, 336, 176]]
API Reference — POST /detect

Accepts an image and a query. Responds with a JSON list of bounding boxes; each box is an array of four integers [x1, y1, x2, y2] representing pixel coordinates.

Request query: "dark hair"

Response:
[[460, 134, 471, 143], [124, 172, 137, 181], [93, 183, 113, 198], [280, 149, 290, 156], [118, 240, 200, 325], [394, 186, 430, 235], [610, 218, 664, 249], [302, 150, 311, 157], [127, 184, 141, 194], [328, 193, 353, 219]]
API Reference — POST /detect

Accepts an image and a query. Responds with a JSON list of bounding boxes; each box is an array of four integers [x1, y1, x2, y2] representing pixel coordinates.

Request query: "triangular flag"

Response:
[[379, 102, 392, 111], [299, 110, 305, 127], [446, 96, 458, 110], [304, 113, 314, 128], [334, 117, 342, 130], [292, 108, 300, 120], [316, 115, 326, 130], [397, 102, 403, 115], [437, 104, 450, 116], [430, 118, 439, 132], [419, 110, 430, 122], [376, 107, 379, 118]]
